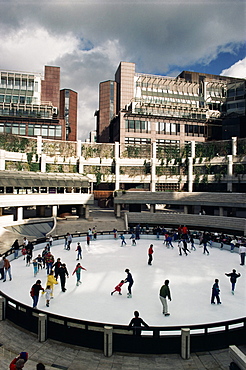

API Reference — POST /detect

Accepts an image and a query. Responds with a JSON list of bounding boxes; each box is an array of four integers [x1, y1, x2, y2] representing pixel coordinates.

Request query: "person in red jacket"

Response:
[[9, 351, 28, 369], [148, 244, 154, 265], [111, 280, 124, 295]]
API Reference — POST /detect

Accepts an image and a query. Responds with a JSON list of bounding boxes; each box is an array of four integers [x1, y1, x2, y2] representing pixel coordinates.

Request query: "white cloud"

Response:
[[220, 58, 246, 79]]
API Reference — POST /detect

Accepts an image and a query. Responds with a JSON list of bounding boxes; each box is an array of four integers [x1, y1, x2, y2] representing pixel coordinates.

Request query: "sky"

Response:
[[1, 0, 245, 140]]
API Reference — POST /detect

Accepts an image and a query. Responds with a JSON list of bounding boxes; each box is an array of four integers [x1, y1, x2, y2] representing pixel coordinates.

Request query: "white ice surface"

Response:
[[1, 236, 245, 327]]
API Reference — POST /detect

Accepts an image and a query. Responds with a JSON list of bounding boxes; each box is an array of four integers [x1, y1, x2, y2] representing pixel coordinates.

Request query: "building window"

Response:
[[125, 120, 150, 133]]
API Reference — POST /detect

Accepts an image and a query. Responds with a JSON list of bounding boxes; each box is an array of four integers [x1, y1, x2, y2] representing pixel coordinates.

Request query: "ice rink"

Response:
[[1, 236, 245, 327]]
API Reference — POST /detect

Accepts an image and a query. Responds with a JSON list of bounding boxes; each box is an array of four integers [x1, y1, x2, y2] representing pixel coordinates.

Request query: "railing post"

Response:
[[0, 296, 6, 320], [181, 328, 190, 359], [38, 313, 47, 342], [104, 325, 113, 357]]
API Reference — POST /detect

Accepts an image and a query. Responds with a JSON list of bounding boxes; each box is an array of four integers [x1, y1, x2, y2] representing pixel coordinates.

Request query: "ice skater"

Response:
[[189, 235, 196, 251], [182, 239, 191, 256], [148, 244, 154, 265], [58, 263, 69, 292], [211, 279, 221, 304], [130, 233, 136, 246], [46, 270, 58, 298], [44, 285, 52, 307], [75, 242, 82, 260], [159, 280, 171, 316], [30, 279, 44, 309], [111, 280, 125, 295], [113, 228, 118, 239], [3, 257, 12, 282], [32, 258, 38, 277], [128, 311, 149, 336], [124, 269, 134, 298], [164, 234, 174, 248], [225, 269, 241, 294], [120, 234, 126, 246], [72, 263, 87, 286], [37, 254, 43, 270]]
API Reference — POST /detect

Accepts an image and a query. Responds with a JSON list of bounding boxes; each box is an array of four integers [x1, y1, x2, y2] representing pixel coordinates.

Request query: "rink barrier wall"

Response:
[[0, 291, 245, 354], [0, 232, 245, 355]]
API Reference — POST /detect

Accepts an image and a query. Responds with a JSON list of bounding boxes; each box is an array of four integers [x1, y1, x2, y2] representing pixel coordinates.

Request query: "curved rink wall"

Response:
[[0, 230, 245, 355]]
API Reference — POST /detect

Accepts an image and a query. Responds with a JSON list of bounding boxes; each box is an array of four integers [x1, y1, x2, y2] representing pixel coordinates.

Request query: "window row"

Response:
[[0, 123, 62, 138], [184, 124, 207, 136], [0, 95, 35, 104], [125, 120, 151, 132]]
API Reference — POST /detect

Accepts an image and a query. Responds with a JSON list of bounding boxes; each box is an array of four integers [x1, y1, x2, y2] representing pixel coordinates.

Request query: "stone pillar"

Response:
[[188, 157, 193, 193], [17, 207, 23, 221], [37, 206, 45, 217], [0, 149, 6, 171], [0, 296, 6, 320], [190, 141, 196, 158], [0, 208, 3, 216], [227, 155, 233, 192], [151, 141, 156, 192], [37, 136, 43, 155], [150, 204, 155, 213], [184, 205, 188, 214], [219, 207, 224, 216], [232, 137, 237, 156], [38, 313, 47, 342], [77, 139, 81, 157], [40, 153, 46, 173], [115, 142, 120, 191], [104, 326, 113, 357], [181, 328, 190, 359], [78, 156, 84, 174], [84, 205, 90, 219], [116, 204, 121, 218], [52, 205, 57, 217]]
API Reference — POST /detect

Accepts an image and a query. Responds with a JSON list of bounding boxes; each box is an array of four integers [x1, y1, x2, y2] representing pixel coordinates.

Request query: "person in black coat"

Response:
[[58, 263, 69, 292], [128, 311, 149, 336], [225, 269, 241, 294], [125, 269, 134, 298], [211, 279, 221, 304]]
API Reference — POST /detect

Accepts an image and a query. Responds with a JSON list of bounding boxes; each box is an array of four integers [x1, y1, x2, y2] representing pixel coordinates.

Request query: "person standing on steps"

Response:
[[159, 280, 171, 316], [148, 244, 154, 265], [211, 279, 221, 304], [225, 269, 241, 294], [125, 269, 134, 298]]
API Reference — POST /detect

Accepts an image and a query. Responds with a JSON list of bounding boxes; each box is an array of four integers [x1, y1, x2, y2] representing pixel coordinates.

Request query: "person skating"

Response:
[[148, 244, 154, 265], [75, 242, 82, 260], [239, 244, 246, 265], [30, 280, 44, 309], [52, 258, 62, 280], [124, 269, 134, 298], [46, 270, 58, 297], [128, 310, 149, 336], [44, 285, 52, 307], [58, 263, 69, 292], [12, 239, 19, 259], [120, 234, 126, 246], [111, 280, 125, 295], [182, 239, 191, 256], [130, 233, 136, 246], [211, 279, 221, 304], [225, 269, 241, 294], [3, 256, 12, 282], [159, 280, 171, 316], [72, 262, 87, 286]]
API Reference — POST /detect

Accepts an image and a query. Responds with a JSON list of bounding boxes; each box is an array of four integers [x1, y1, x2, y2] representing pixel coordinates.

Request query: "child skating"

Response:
[[44, 285, 52, 307], [72, 263, 87, 286], [32, 258, 38, 277], [111, 280, 125, 296]]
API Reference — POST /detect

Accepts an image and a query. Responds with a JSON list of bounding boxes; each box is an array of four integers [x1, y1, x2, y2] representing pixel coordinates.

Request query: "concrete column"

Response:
[[0, 296, 6, 320], [0, 208, 3, 216], [17, 207, 23, 221], [52, 205, 57, 217], [188, 157, 193, 193], [184, 205, 188, 214], [151, 141, 156, 192], [116, 204, 121, 218], [232, 137, 237, 156], [78, 156, 84, 174], [77, 140, 81, 157], [115, 142, 120, 191], [227, 155, 233, 192], [37, 206, 45, 217], [104, 326, 113, 357], [219, 207, 224, 217], [190, 141, 196, 158], [150, 204, 155, 213], [84, 205, 90, 219], [0, 149, 6, 171], [37, 136, 42, 155], [41, 153, 46, 173], [181, 328, 190, 359], [38, 313, 47, 342]]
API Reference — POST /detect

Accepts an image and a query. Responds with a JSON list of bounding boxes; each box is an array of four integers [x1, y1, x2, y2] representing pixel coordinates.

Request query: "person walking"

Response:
[[75, 242, 82, 260], [225, 269, 241, 294], [148, 244, 154, 265], [159, 280, 171, 316], [58, 263, 69, 292], [125, 269, 134, 298], [30, 280, 44, 309], [3, 256, 12, 282], [128, 311, 149, 336], [239, 244, 246, 265], [72, 262, 87, 286], [111, 280, 125, 296], [211, 279, 221, 304], [12, 239, 19, 259]]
